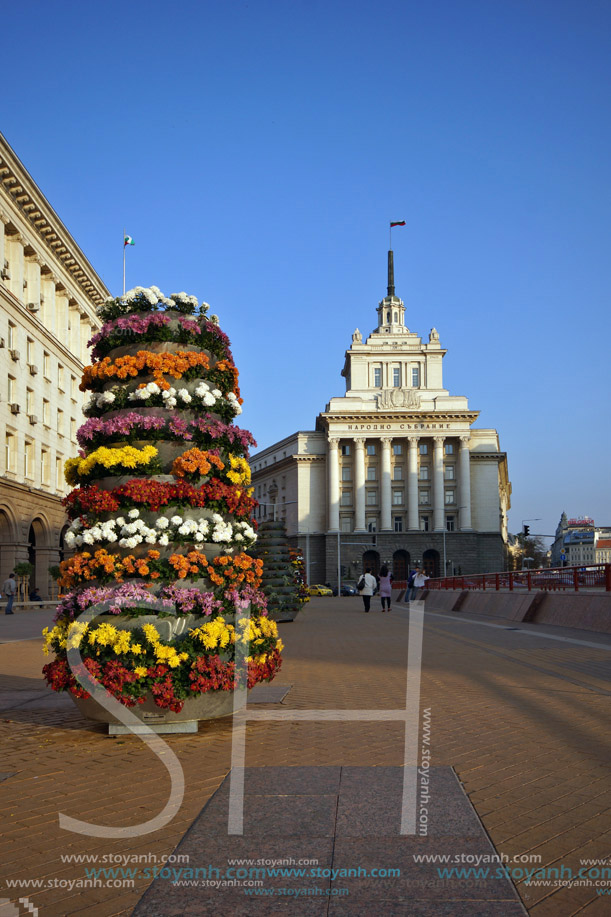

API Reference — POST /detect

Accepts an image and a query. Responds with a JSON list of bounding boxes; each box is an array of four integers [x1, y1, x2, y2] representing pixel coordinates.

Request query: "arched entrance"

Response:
[[362, 550, 380, 577], [0, 508, 16, 583], [392, 550, 410, 581], [423, 549, 439, 578], [28, 516, 51, 596]]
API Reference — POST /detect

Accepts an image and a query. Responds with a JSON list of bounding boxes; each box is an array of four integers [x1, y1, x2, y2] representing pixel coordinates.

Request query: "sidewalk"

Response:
[[0, 597, 609, 915]]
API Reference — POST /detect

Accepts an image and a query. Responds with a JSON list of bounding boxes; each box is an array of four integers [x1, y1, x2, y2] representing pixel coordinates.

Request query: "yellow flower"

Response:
[[142, 623, 161, 645], [67, 445, 158, 481], [134, 666, 148, 677]]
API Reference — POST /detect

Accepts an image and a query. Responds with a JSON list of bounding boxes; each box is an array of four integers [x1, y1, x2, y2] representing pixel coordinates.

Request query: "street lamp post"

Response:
[[443, 506, 467, 578]]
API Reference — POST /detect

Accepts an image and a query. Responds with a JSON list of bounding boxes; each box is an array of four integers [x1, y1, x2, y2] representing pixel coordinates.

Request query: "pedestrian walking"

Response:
[[378, 565, 393, 612], [409, 567, 429, 601], [3, 573, 17, 614], [357, 567, 378, 613]]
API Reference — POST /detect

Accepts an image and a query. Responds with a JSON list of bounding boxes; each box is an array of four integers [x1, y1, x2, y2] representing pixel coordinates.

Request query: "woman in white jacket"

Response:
[[358, 567, 378, 613]]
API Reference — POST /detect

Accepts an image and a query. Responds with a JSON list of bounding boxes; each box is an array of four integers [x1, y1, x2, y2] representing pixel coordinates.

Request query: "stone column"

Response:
[[459, 435, 473, 530], [55, 287, 69, 343], [328, 437, 340, 532], [41, 272, 57, 335], [407, 436, 419, 531], [354, 437, 366, 532], [25, 253, 42, 310], [433, 436, 445, 531], [0, 210, 8, 282], [7, 232, 24, 301], [380, 436, 392, 531]]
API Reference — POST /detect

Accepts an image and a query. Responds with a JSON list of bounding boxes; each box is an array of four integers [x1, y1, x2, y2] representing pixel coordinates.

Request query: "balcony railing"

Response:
[[427, 563, 611, 593]]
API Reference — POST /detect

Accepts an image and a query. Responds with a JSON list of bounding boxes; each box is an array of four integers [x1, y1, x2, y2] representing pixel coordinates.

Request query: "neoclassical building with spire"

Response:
[[250, 251, 511, 585]]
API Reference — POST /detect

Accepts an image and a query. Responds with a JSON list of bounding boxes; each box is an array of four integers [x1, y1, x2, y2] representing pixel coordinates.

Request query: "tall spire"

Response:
[[387, 250, 395, 297]]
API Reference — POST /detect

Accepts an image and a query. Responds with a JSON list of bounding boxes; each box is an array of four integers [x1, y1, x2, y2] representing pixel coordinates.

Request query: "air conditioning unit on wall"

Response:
[[10, 404, 20, 414], [9, 349, 20, 361], [28, 415, 38, 425], [28, 364, 38, 375], [26, 302, 40, 313]]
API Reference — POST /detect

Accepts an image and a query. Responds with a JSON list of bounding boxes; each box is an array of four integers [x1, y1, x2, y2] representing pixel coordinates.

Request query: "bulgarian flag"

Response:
[[390, 220, 406, 227], [124, 234, 135, 246]]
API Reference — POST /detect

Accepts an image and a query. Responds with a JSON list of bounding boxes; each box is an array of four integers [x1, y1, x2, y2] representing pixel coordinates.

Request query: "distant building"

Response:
[[251, 252, 511, 585], [551, 513, 611, 567], [0, 132, 108, 596]]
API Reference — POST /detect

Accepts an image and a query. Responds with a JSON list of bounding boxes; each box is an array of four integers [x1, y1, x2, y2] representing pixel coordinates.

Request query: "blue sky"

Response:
[[3, 0, 610, 542]]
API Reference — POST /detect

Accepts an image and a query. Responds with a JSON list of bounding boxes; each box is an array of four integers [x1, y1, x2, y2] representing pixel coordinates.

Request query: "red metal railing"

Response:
[[427, 563, 611, 593]]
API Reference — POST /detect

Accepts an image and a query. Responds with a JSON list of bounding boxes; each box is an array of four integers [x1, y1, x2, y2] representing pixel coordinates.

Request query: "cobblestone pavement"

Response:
[[0, 598, 609, 916]]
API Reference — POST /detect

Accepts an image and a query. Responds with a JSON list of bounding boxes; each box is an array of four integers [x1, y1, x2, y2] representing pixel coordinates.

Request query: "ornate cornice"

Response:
[[317, 410, 480, 426], [0, 132, 110, 309]]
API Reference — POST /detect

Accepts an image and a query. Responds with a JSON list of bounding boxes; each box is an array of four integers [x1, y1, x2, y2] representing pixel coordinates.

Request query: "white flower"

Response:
[[170, 516, 183, 526], [194, 532, 204, 542], [150, 286, 163, 297], [128, 509, 140, 519], [162, 387, 177, 400], [145, 535, 157, 544], [201, 302, 210, 312], [227, 392, 237, 402], [234, 533, 244, 542], [203, 393, 215, 407], [166, 397, 177, 408], [116, 517, 125, 527], [211, 389, 222, 398], [159, 534, 169, 546], [212, 513, 223, 524], [65, 532, 76, 546], [194, 382, 209, 396], [233, 403, 242, 415], [178, 389, 192, 403], [210, 314, 219, 325], [146, 382, 160, 394], [82, 532, 95, 545], [156, 518, 169, 530]]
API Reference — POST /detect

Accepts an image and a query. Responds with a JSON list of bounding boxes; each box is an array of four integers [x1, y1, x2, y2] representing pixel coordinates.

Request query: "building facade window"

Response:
[[56, 456, 63, 489], [340, 491, 352, 506], [393, 466, 402, 480], [8, 375, 15, 403], [41, 448, 50, 485], [419, 443, 428, 455], [340, 517, 352, 533], [26, 388, 34, 414], [392, 489, 403, 505], [445, 465, 455, 480], [43, 351, 50, 379], [70, 417, 76, 441], [70, 375, 77, 400], [445, 490, 455, 505], [5, 433, 15, 473], [419, 466, 429, 480], [373, 367, 381, 387], [419, 489, 430, 505], [420, 515, 430, 532], [366, 444, 376, 456], [25, 441, 34, 479], [367, 467, 376, 481], [57, 408, 64, 436], [393, 367, 400, 387], [412, 366, 420, 387], [394, 516, 403, 533], [8, 322, 16, 350], [27, 337, 34, 363], [393, 443, 402, 455], [446, 515, 455, 532], [42, 399, 50, 426], [58, 365, 64, 390], [341, 466, 352, 481], [367, 518, 377, 532], [366, 489, 377, 505], [341, 444, 351, 456], [445, 443, 454, 455]]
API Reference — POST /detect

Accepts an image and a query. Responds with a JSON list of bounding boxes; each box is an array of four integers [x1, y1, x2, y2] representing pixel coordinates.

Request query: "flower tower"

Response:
[[254, 519, 307, 622], [43, 286, 283, 728]]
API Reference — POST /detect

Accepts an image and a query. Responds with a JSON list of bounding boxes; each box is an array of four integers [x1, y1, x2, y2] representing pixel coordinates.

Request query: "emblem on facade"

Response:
[[376, 388, 421, 410]]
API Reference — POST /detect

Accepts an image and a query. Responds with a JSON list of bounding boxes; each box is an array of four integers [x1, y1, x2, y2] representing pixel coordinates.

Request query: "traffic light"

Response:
[[523, 525, 530, 536]]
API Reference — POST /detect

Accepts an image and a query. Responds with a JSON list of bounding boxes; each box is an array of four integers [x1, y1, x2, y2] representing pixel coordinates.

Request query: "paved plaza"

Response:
[[0, 597, 610, 916]]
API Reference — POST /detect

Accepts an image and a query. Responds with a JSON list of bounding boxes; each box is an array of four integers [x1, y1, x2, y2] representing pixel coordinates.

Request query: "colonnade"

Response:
[[327, 434, 472, 533]]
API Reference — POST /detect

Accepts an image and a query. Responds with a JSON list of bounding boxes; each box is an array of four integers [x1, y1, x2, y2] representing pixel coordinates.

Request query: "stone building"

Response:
[[551, 513, 611, 567], [0, 132, 108, 597], [251, 252, 511, 585]]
